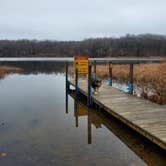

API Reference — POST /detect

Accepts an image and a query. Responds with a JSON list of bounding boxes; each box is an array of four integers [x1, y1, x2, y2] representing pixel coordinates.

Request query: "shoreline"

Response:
[[0, 66, 23, 79]]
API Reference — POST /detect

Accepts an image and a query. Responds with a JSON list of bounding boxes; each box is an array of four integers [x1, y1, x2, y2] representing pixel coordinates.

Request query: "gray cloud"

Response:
[[0, 0, 166, 40]]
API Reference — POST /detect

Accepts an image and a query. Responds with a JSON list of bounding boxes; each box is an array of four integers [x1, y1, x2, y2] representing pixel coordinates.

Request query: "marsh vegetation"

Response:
[[0, 65, 23, 79], [69, 62, 166, 104]]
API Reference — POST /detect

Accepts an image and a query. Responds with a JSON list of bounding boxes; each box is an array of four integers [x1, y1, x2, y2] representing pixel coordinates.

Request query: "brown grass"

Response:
[[69, 62, 166, 104], [0, 66, 23, 79]]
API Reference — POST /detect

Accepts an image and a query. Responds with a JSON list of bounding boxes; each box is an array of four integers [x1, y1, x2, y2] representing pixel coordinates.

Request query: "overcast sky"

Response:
[[0, 0, 166, 40]]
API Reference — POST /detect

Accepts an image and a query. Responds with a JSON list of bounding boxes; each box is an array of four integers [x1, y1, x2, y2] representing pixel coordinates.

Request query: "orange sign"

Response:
[[74, 56, 88, 74]]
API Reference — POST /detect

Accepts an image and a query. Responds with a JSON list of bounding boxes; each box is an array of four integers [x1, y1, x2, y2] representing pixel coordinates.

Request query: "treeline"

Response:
[[0, 34, 166, 57]]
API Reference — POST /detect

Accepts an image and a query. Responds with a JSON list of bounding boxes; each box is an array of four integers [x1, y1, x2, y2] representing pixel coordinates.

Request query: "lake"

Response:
[[0, 61, 165, 166]]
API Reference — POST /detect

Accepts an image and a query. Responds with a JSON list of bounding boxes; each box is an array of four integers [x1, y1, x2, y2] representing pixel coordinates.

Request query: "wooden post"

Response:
[[88, 64, 93, 107], [74, 101, 78, 127], [88, 111, 92, 144], [93, 60, 96, 79], [65, 62, 69, 91], [65, 92, 68, 114], [65, 62, 70, 114], [75, 66, 79, 97], [109, 62, 112, 86], [128, 63, 134, 95]]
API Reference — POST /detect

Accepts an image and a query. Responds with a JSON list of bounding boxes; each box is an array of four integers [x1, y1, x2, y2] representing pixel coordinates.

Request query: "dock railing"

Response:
[[66, 57, 165, 107]]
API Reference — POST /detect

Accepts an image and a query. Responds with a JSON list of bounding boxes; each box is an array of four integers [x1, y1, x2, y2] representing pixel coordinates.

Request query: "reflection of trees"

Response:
[[0, 62, 66, 75]]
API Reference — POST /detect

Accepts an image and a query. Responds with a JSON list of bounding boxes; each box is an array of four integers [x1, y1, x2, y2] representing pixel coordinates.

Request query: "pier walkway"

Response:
[[69, 79, 166, 151]]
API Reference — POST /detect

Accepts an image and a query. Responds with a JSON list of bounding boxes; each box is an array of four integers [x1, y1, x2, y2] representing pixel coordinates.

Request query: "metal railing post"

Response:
[[88, 111, 92, 144], [65, 62, 69, 91], [74, 100, 78, 127], [128, 63, 134, 94], [109, 62, 112, 86], [93, 60, 96, 79], [75, 67, 79, 97], [88, 64, 93, 107]]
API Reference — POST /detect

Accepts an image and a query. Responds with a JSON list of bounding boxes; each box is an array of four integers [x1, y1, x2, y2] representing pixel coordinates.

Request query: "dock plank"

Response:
[[69, 80, 166, 150]]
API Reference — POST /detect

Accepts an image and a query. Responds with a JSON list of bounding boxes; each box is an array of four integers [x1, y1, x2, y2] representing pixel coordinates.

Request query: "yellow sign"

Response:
[[74, 56, 88, 74]]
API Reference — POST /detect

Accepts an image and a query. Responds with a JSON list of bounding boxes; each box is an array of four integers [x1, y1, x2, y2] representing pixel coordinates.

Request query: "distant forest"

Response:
[[0, 34, 166, 57]]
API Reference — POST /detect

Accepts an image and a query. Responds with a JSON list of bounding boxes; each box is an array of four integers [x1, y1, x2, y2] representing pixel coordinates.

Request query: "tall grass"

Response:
[[0, 66, 23, 79], [97, 62, 166, 104], [69, 62, 166, 104]]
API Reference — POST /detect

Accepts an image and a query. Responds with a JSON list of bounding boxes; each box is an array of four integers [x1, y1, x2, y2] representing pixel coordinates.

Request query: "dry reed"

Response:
[[69, 62, 166, 104], [0, 66, 23, 79]]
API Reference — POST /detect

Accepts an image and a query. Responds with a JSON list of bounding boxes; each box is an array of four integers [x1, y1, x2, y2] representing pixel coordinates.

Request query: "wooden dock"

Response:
[[69, 79, 166, 151]]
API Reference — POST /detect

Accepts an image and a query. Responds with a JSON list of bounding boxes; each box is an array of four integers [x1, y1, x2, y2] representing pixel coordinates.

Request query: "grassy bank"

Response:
[[69, 62, 166, 104], [0, 66, 23, 79]]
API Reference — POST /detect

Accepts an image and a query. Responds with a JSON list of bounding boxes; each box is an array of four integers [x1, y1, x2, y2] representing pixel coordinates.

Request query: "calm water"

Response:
[[0, 62, 165, 166]]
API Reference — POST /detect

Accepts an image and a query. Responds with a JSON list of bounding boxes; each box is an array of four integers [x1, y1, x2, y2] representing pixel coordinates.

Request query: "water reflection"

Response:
[[67, 91, 166, 166], [0, 61, 165, 166]]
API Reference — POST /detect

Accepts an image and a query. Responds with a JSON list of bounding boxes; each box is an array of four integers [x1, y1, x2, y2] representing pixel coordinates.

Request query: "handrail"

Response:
[[0, 57, 165, 64]]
